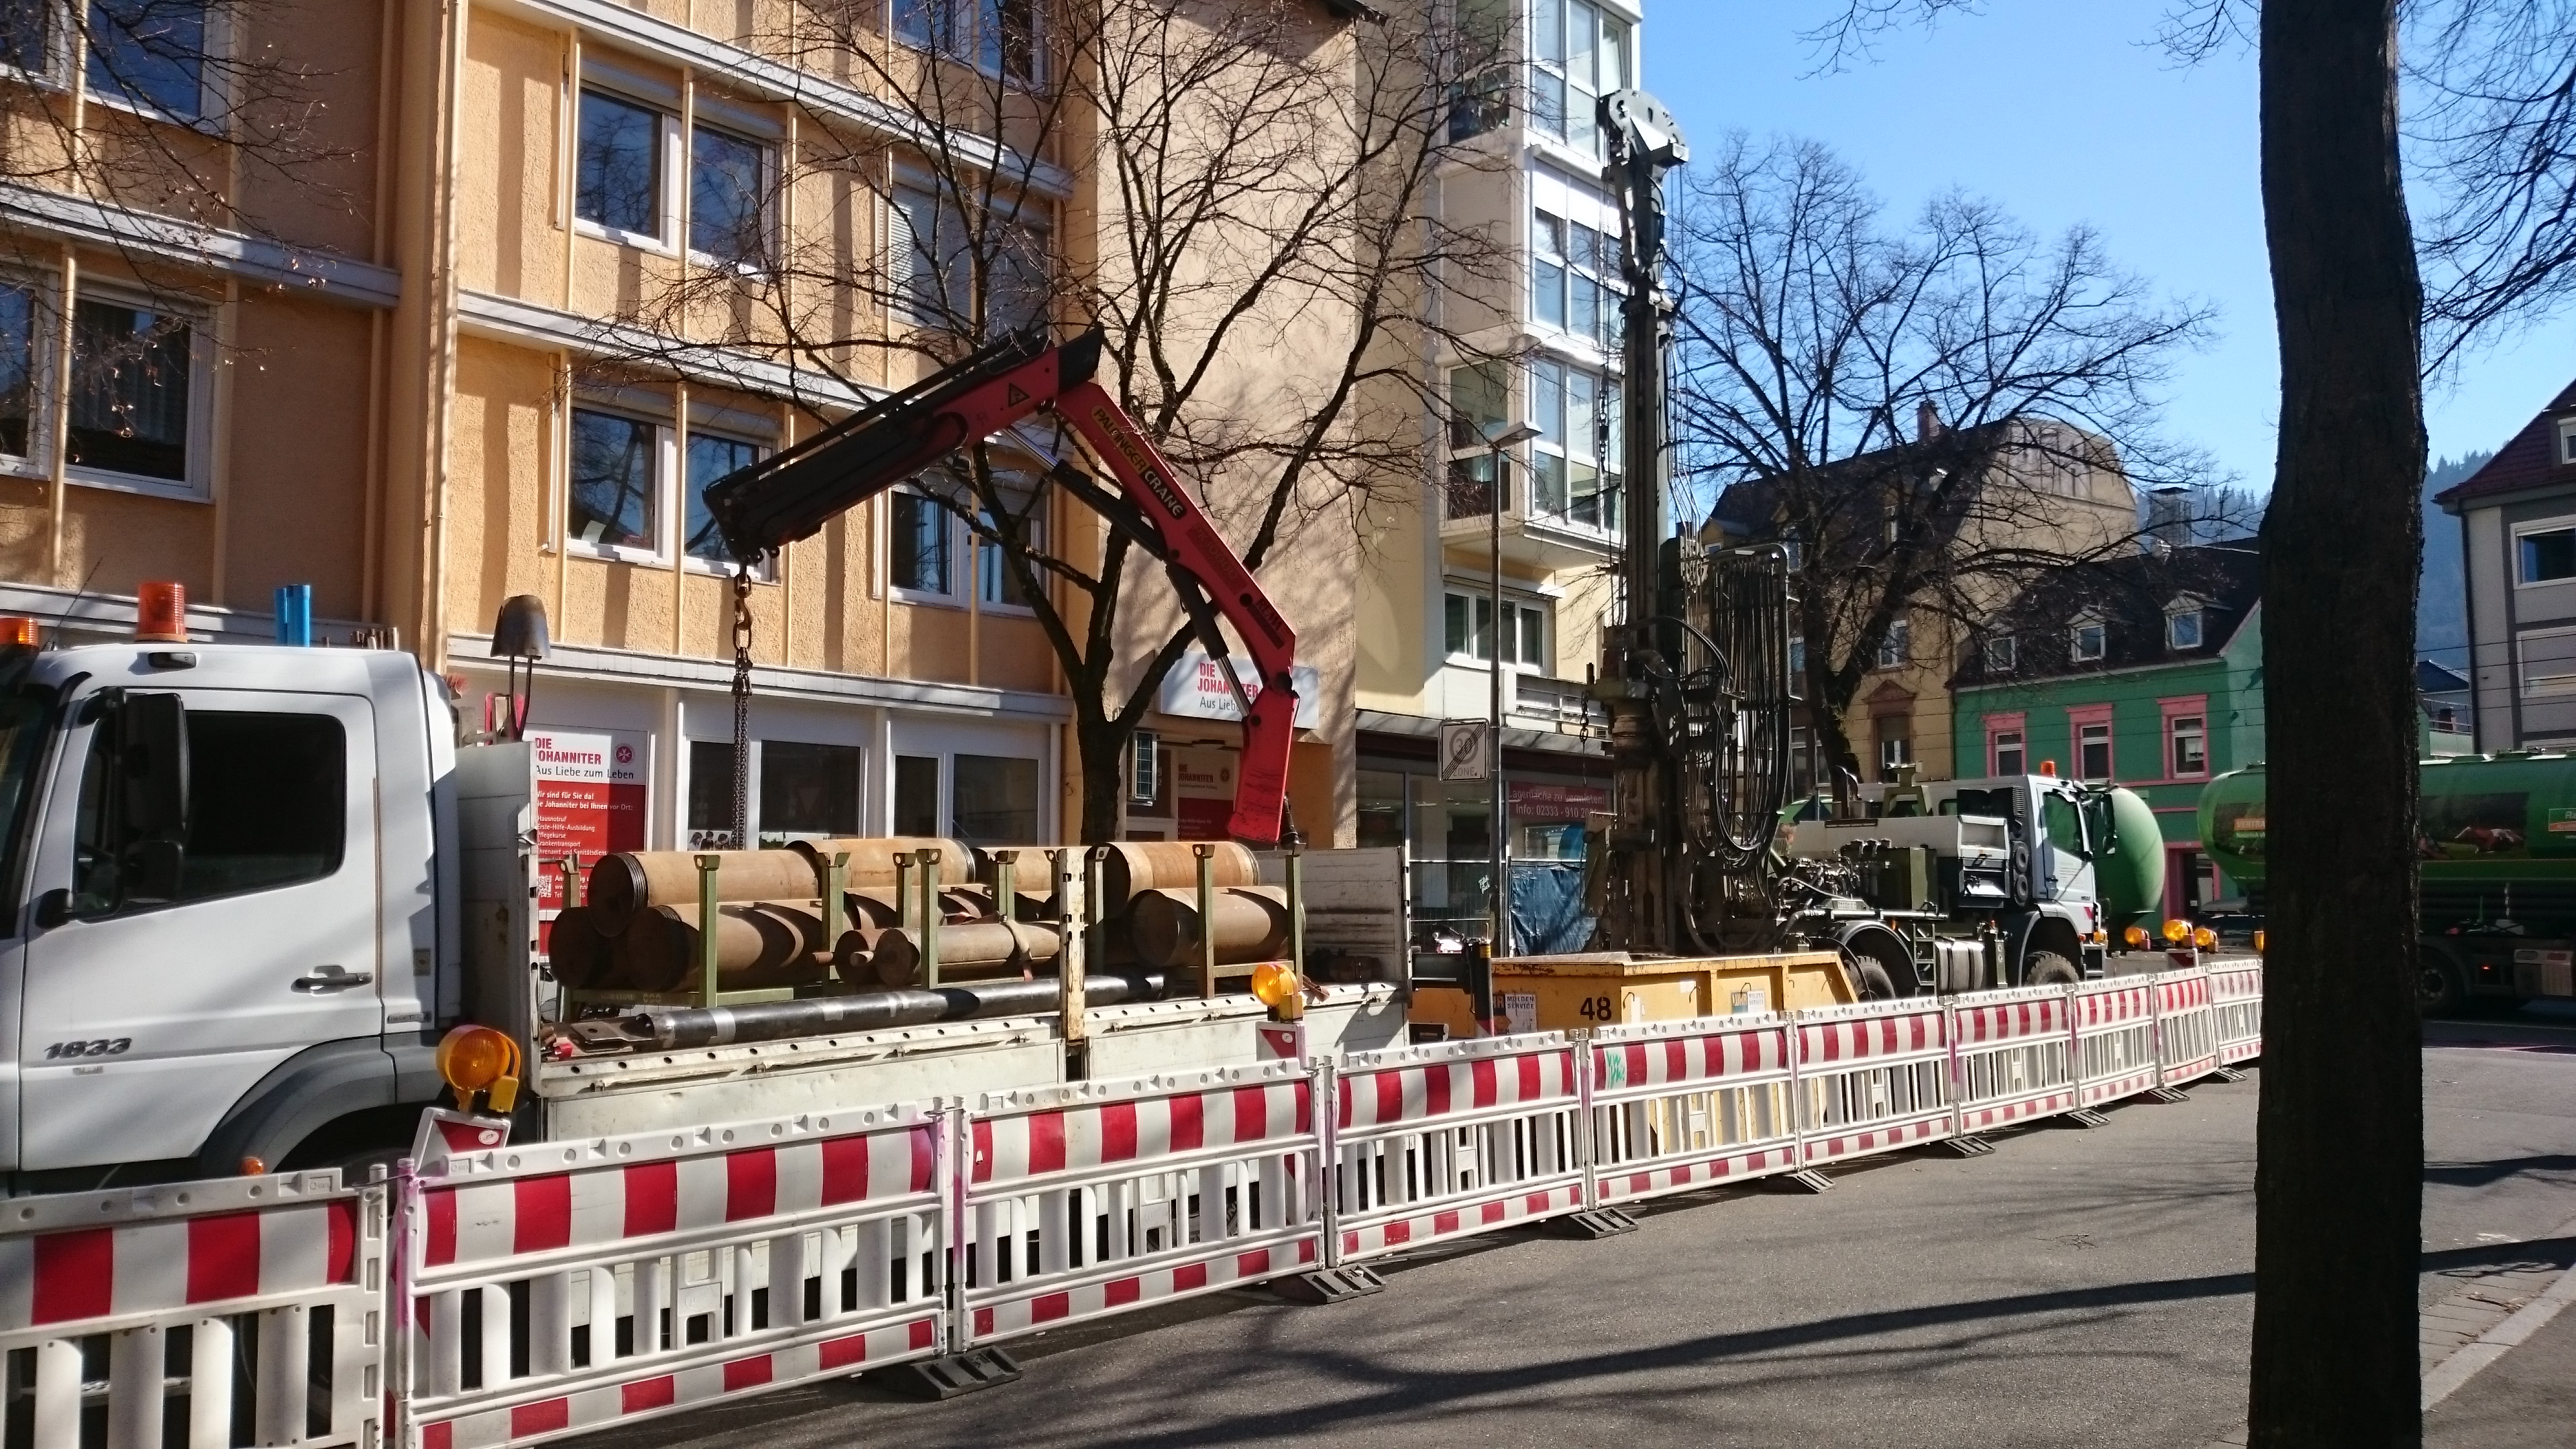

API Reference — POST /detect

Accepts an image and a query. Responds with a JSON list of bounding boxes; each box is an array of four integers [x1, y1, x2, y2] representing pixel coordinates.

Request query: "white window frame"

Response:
[[1528, 0, 1628, 158], [2513, 515, 2576, 588], [678, 423, 773, 579], [684, 119, 778, 275], [80, 0, 226, 129], [1530, 203, 1623, 352], [2166, 607, 2203, 650], [2076, 721, 2114, 782], [1983, 634, 2016, 673], [1877, 616, 1911, 670], [2168, 714, 2208, 778], [574, 83, 683, 254], [892, 0, 1047, 87], [1991, 729, 2025, 777], [0, 269, 56, 484], [1442, 586, 1550, 671], [2070, 615, 2106, 663], [973, 490, 1044, 615], [565, 402, 678, 566], [2558, 417, 2576, 466], [1527, 354, 1620, 535], [61, 282, 215, 503], [2518, 625, 2576, 699], [887, 484, 966, 607]]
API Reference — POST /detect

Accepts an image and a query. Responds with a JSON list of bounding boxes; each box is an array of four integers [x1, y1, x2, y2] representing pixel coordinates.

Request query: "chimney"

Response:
[[1916, 399, 1940, 442], [2147, 486, 2191, 549]]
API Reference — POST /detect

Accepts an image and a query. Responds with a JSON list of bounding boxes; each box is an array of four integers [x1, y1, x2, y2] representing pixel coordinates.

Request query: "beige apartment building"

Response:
[[0, 0, 1376, 855]]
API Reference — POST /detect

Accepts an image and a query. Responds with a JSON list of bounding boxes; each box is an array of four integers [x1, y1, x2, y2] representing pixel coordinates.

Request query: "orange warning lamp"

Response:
[[2039, 759, 2057, 777], [2161, 918, 2190, 945], [435, 1024, 523, 1114], [2253, 929, 2266, 955], [2192, 926, 2217, 951], [0, 616, 37, 647], [2123, 924, 2149, 950], [135, 582, 188, 643], [1250, 961, 1298, 1008]]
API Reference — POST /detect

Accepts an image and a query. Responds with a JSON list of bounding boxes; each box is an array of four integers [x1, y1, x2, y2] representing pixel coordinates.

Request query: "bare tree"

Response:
[[1674, 132, 2222, 784], [1805, 4, 2430, 1444], [602, 0, 1511, 842]]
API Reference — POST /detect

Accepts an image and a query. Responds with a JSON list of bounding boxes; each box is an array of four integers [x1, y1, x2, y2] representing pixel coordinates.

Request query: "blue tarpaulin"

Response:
[[1508, 862, 1594, 955]]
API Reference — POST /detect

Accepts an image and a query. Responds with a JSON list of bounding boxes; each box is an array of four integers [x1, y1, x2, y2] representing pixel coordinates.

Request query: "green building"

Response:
[[1949, 539, 2264, 920]]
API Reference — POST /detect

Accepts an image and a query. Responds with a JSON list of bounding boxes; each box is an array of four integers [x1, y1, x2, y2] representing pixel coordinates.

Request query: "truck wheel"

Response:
[[2417, 954, 2465, 1018], [2025, 951, 2080, 987], [1840, 947, 1899, 1000]]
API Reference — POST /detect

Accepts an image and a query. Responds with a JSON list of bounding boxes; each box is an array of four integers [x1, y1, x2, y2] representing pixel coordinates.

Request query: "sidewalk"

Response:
[[2427, 1300, 2576, 1448]]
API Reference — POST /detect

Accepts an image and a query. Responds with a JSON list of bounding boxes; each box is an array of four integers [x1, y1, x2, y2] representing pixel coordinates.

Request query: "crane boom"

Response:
[[702, 327, 1299, 847]]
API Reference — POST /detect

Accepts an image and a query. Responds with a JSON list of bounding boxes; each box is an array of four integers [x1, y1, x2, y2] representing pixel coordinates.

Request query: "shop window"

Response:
[[1358, 769, 1406, 851], [759, 741, 861, 838], [953, 754, 1038, 843], [894, 754, 941, 836], [686, 741, 738, 847]]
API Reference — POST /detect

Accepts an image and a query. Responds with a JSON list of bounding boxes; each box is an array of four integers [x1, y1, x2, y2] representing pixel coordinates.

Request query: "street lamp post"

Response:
[[1485, 421, 1542, 959]]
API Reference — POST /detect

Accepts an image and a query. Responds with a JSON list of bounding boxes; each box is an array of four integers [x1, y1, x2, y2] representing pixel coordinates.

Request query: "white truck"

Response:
[[0, 638, 1406, 1192]]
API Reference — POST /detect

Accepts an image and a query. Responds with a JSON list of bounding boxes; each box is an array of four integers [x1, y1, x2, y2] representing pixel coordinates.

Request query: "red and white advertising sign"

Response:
[[1173, 747, 1237, 841], [531, 728, 647, 947], [1509, 782, 1609, 823]]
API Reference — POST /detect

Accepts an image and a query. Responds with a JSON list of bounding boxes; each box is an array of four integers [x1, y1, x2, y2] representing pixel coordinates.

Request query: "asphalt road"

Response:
[[589, 1013, 2576, 1449]]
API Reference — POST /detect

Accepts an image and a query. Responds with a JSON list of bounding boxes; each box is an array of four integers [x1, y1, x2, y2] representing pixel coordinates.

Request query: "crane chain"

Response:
[[731, 565, 755, 849]]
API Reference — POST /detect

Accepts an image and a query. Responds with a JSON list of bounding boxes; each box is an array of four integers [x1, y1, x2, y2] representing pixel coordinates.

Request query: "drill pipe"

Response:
[[624, 971, 1169, 1049]]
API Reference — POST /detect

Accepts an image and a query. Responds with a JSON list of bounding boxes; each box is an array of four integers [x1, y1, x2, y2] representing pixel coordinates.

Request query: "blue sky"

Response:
[[1645, 1, 2576, 487]]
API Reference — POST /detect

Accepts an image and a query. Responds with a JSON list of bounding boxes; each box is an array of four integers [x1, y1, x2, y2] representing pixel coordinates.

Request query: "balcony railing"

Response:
[[1511, 673, 1606, 734]]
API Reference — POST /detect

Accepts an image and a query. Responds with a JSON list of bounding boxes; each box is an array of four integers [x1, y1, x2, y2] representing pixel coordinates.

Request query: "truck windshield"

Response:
[[0, 682, 52, 922]]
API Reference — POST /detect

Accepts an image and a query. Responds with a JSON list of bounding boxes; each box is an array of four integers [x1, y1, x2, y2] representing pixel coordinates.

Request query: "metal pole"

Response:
[[1490, 435, 1511, 959]]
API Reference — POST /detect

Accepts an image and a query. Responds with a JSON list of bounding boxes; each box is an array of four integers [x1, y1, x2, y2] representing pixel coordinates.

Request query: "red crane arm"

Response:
[[702, 327, 1298, 846]]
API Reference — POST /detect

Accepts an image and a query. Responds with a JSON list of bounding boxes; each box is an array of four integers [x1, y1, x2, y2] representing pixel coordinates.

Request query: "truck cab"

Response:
[[0, 640, 455, 1190]]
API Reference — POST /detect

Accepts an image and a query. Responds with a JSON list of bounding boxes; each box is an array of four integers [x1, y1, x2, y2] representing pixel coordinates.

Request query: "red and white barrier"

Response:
[[1792, 998, 1955, 1166], [0, 1170, 382, 1449], [1949, 983, 2078, 1133], [2151, 967, 2221, 1087], [1587, 1014, 1799, 1205], [398, 1106, 945, 1449], [2208, 958, 2264, 1065], [2071, 977, 2160, 1107], [957, 1062, 1322, 1346], [1330, 1033, 1587, 1263]]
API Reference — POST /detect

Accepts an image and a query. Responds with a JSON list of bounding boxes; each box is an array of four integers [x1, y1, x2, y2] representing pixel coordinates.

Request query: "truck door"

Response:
[[2041, 788, 2097, 904], [19, 690, 382, 1173]]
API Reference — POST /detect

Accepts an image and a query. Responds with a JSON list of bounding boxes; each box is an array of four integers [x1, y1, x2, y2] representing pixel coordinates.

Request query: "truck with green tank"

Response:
[[2199, 754, 2576, 1012], [1780, 771, 2167, 996]]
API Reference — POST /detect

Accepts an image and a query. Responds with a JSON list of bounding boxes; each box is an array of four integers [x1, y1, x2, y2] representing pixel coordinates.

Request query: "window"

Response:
[[890, 489, 955, 598], [88, 0, 206, 119], [1788, 637, 1806, 678], [1529, 357, 1621, 530], [1877, 616, 1911, 670], [690, 125, 769, 266], [1530, 0, 1628, 157], [74, 710, 345, 914], [953, 754, 1038, 842], [893, 754, 941, 836], [2520, 627, 2576, 698], [2070, 619, 2106, 662], [2167, 608, 2203, 649], [1983, 635, 2016, 673], [2518, 524, 2576, 584], [1446, 0, 1512, 140], [1444, 591, 1546, 667], [977, 494, 1043, 608], [760, 741, 862, 839], [1, 1, 47, 75], [895, 0, 1042, 83], [686, 740, 738, 847], [2078, 721, 2112, 781], [576, 89, 665, 240], [2169, 714, 2207, 777], [1992, 730, 2025, 777], [1128, 730, 1163, 805], [68, 297, 193, 484], [1532, 207, 1622, 351], [2561, 418, 2576, 465], [1782, 533, 1804, 572], [1444, 362, 1511, 519], [0, 282, 36, 458], [682, 432, 761, 566], [568, 408, 662, 556], [1874, 716, 1911, 782]]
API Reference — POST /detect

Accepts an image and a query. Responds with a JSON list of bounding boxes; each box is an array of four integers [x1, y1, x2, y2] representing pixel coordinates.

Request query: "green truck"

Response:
[[2199, 755, 2576, 1012]]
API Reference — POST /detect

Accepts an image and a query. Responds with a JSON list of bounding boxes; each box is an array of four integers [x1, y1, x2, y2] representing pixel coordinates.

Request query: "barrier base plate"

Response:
[[2210, 1066, 2247, 1083], [1933, 1134, 1994, 1157], [1777, 1169, 1835, 1194], [1273, 1266, 1385, 1305], [878, 1348, 1022, 1401], [2146, 1085, 2192, 1104], [1542, 1208, 1638, 1239], [2063, 1108, 2112, 1128]]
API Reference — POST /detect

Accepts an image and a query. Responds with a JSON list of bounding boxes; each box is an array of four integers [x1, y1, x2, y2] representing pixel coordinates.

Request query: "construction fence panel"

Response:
[[959, 1061, 1321, 1346], [2072, 976, 2161, 1108], [1946, 984, 2079, 1134], [2208, 959, 2265, 1065], [1587, 1015, 1800, 1206], [0, 1170, 383, 1449], [1332, 1033, 1586, 1263], [1792, 998, 1955, 1167], [400, 1107, 945, 1449], [2151, 967, 2220, 1087]]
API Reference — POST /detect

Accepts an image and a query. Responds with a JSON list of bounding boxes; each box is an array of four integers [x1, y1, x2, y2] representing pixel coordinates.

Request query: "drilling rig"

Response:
[[1584, 90, 1801, 959]]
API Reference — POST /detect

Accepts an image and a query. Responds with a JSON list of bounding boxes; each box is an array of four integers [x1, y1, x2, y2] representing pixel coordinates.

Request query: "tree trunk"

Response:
[[2251, 3, 2424, 1444], [1074, 716, 1131, 846]]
